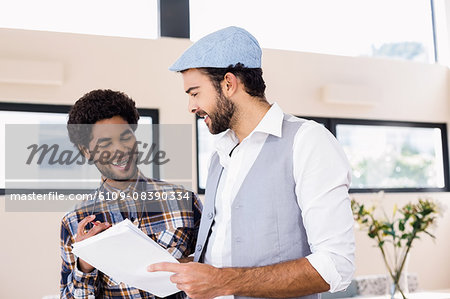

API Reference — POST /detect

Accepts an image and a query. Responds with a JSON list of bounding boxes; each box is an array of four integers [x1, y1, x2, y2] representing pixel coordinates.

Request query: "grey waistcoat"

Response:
[[194, 116, 319, 299]]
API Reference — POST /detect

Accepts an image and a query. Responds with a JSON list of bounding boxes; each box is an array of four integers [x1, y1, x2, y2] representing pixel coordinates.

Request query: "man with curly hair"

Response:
[[60, 89, 202, 298]]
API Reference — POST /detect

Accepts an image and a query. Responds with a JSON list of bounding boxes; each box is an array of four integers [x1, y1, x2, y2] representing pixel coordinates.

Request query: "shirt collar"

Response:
[[214, 102, 284, 160], [250, 102, 284, 138]]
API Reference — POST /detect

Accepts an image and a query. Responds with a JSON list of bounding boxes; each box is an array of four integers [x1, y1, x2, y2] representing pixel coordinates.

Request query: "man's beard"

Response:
[[209, 91, 236, 135]]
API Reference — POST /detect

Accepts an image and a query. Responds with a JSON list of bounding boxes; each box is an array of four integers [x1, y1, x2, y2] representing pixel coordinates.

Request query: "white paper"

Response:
[[72, 218, 180, 297]]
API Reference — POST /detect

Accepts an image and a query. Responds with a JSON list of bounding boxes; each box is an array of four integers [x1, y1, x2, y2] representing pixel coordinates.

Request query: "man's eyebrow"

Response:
[[120, 128, 133, 137], [96, 137, 111, 144], [185, 86, 199, 94]]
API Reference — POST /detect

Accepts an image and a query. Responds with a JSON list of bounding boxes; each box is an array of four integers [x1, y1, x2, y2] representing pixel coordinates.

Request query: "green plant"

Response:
[[351, 195, 441, 299]]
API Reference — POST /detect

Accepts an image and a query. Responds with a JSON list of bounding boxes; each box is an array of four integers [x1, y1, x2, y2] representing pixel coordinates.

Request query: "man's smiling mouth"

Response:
[[111, 157, 130, 169]]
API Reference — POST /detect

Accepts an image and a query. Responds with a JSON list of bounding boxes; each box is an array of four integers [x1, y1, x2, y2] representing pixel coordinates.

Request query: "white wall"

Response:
[[0, 28, 449, 298]]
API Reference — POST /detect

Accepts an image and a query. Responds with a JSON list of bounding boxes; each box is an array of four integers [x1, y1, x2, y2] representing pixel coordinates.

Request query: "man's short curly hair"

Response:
[[67, 89, 140, 148]]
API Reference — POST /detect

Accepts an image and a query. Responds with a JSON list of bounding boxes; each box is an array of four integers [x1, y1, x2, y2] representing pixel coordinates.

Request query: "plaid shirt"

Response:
[[60, 171, 202, 299]]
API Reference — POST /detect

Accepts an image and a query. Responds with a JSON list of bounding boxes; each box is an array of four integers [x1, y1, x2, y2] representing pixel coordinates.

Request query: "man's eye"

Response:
[[121, 136, 132, 141], [98, 143, 111, 148], [192, 93, 198, 97]]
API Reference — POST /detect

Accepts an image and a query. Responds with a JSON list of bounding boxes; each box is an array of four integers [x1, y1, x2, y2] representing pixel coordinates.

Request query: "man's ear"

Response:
[[222, 72, 239, 97], [78, 145, 91, 160]]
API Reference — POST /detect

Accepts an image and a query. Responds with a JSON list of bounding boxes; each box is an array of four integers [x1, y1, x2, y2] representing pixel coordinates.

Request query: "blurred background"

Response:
[[0, 0, 449, 298]]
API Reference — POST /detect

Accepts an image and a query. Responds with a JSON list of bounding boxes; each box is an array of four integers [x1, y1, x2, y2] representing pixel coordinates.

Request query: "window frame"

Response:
[[195, 115, 206, 194], [195, 114, 449, 194], [0, 102, 159, 195], [300, 115, 450, 193]]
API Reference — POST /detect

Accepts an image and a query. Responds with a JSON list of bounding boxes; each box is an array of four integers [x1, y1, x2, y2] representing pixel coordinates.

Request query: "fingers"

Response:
[[84, 221, 111, 238], [170, 275, 188, 293], [176, 283, 186, 292], [147, 262, 182, 273], [77, 215, 95, 236], [170, 273, 183, 284], [76, 215, 111, 241]]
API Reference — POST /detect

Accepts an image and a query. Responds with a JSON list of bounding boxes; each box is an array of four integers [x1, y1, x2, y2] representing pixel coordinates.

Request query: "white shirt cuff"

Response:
[[306, 252, 343, 293]]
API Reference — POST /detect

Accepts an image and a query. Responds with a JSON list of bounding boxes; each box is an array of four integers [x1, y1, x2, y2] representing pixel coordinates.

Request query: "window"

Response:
[[0, 0, 159, 39], [331, 119, 448, 192], [190, 0, 436, 63], [196, 116, 225, 194], [195, 115, 449, 194], [0, 103, 158, 195]]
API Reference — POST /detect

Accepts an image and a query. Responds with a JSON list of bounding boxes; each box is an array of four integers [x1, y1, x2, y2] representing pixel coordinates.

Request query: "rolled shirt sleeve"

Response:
[[73, 258, 99, 287], [293, 120, 355, 292]]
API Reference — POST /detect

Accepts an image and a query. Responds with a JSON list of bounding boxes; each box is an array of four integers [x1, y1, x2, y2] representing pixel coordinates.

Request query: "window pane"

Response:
[[0, 0, 158, 39], [190, 0, 435, 63], [196, 118, 217, 191], [336, 124, 446, 190], [0, 110, 154, 190]]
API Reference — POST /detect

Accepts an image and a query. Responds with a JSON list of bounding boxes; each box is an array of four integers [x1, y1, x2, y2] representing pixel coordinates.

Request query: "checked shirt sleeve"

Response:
[[60, 215, 99, 299], [159, 191, 203, 258]]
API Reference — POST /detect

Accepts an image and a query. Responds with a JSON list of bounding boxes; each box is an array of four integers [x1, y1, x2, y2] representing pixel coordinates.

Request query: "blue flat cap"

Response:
[[169, 26, 262, 72]]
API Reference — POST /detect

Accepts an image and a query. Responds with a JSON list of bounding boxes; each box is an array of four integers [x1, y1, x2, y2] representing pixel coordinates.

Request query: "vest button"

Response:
[[207, 212, 214, 219], [196, 244, 203, 251], [235, 237, 242, 243]]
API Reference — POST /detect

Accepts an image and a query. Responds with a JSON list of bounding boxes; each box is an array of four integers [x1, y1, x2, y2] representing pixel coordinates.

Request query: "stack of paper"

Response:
[[72, 218, 180, 297]]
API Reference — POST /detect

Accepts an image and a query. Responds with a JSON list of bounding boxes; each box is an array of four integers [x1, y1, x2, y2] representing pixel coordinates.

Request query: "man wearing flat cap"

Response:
[[148, 26, 355, 299]]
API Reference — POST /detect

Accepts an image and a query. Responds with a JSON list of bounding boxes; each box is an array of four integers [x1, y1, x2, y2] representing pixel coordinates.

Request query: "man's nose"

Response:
[[188, 97, 198, 114], [113, 139, 130, 157]]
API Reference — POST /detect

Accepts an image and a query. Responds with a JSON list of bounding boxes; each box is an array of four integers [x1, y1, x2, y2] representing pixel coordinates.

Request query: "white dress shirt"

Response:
[[203, 103, 355, 298]]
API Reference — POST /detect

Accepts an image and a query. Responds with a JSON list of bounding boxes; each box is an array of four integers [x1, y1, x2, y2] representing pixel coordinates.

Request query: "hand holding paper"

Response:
[[148, 260, 226, 298], [72, 218, 180, 297], [75, 214, 111, 273]]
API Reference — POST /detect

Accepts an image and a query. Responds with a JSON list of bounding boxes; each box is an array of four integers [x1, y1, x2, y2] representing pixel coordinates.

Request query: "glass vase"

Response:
[[387, 256, 409, 299]]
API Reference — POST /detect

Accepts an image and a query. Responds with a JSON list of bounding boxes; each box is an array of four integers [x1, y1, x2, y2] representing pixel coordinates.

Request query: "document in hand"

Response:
[[72, 218, 180, 297]]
